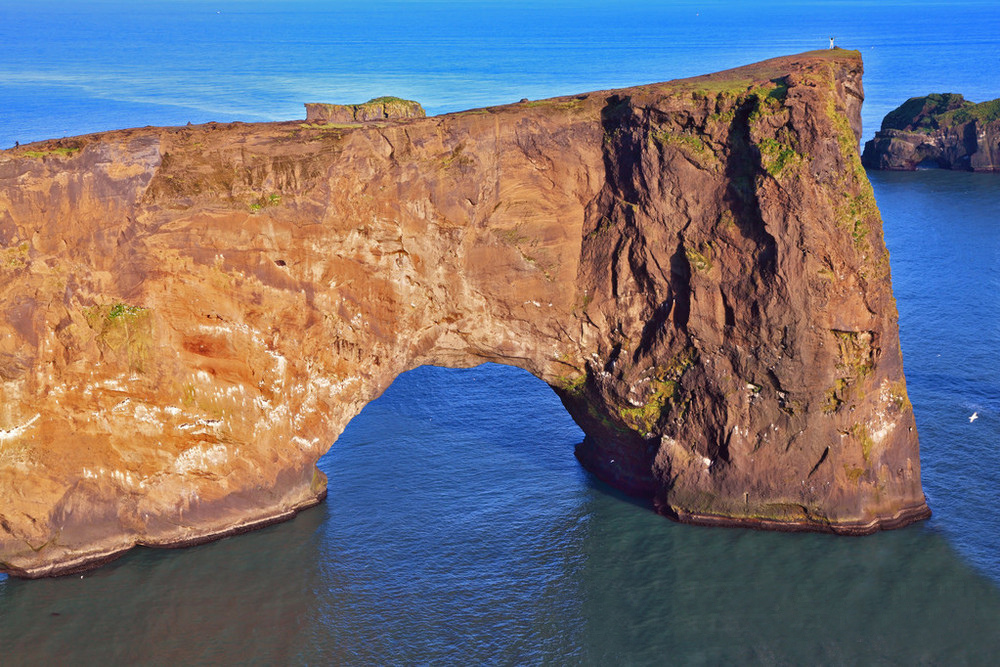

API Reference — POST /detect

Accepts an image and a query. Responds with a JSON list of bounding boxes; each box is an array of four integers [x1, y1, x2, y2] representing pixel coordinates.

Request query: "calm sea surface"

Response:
[[1, 1, 999, 663]]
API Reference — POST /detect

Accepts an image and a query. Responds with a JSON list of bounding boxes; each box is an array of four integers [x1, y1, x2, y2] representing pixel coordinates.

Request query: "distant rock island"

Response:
[[862, 93, 1000, 171], [0, 50, 930, 578]]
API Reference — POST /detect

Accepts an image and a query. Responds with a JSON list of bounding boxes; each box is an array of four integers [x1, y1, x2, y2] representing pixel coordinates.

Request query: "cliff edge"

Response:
[[862, 93, 1000, 171], [0, 50, 929, 578]]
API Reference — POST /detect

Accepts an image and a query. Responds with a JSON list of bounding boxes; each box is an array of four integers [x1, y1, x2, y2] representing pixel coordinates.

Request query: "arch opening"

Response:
[[916, 156, 949, 170], [316, 362, 595, 520]]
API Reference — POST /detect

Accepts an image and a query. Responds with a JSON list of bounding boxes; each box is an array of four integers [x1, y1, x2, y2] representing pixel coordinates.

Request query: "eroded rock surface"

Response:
[[0, 50, 929, 578], [862, 93, 1000, 171], [304, 97, 426, 124]]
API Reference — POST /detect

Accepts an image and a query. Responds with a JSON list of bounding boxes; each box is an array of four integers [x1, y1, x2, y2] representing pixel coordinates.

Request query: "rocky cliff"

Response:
[[304, 96, 426, 124], [862, 93, 1000, 170], [0, 50, 929, 578]]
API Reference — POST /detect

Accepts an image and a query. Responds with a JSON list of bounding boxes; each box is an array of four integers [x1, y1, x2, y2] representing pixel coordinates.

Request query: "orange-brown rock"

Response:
[[0, 50, 930, 578], [304, 96, 426, 124]]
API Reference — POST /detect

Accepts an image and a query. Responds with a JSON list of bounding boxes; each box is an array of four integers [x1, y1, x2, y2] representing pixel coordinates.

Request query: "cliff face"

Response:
[[0, 50, 929, 578], [862, 93, 1000, 171]]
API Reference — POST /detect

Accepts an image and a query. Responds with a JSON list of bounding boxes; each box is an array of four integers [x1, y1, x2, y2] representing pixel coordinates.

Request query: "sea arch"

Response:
[[0, 51, 929, 577]]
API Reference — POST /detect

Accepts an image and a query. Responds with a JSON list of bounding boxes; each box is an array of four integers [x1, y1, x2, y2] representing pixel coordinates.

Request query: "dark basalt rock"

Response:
[[862, 94, 1000, 171]]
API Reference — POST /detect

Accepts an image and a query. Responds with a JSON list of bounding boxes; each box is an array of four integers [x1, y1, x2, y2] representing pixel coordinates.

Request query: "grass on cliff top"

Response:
[[880, 93, 969, 132], [20, 146, 80, 159], [309, 96, 419, 108], [364, 96, 413, 105], [664, 48, 860, 96], [939, 98, 1000, 126], [879, 94, 1000, 131]]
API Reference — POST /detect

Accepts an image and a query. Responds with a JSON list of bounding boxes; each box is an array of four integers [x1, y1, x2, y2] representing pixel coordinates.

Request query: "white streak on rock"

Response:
[[0, 414, 40, 441]]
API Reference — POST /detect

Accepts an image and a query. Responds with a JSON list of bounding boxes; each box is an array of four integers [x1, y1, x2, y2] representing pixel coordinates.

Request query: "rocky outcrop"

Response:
[[0, 49, 929, 578], [862, 93, 1000, 170], [304, 97, 425, 124]]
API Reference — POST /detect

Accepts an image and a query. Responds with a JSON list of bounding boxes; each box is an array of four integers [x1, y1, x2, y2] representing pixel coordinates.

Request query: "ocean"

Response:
[[1, 1, 999, 663]]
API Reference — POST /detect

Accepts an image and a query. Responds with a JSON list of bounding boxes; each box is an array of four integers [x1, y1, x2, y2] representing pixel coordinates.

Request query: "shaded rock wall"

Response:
[[0, 50, 929, 578], [862, 93, 1000, 171]]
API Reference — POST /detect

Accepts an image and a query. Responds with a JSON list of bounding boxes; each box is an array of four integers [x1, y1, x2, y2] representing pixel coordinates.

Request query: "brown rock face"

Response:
[[304, 97, 426, 124], [0, 50, 929, 578]]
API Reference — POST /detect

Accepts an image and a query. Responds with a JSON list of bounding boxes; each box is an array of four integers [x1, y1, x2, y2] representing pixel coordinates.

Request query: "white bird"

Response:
[[969, 412, 979, 423]]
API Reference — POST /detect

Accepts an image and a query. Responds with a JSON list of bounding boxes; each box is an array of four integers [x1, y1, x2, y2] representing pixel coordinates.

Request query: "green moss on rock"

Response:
[[881, 93, 971, 132], [85, 302, 153, 373]]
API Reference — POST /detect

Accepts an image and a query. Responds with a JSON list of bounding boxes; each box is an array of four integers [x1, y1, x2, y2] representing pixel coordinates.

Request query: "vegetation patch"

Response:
[[835, 190, 878, 252], [450, 108, 491, 117], [824, 329, 876, 414], [522, 98, 585, 112], [684, 245, 713, 272], [851, 423, 875, 463], [20, 146, 80, 159], [823, 378, 849, 414], [495, 224, 527, 246], [718, 210, 736, 229], [824, 93, 887, 270], [887, 379, 912, 413], [844, 465, 865, 484], [940, 97, 1000, 125], [833, 330, 875, 379], [84, 302, 153, 373], [649, 128, 709, 154], [1, 242, 30, 270], [555, 372, 587, 396], [441, 144, 473, 168], [747, 84, 788, 124], [708, 108, 736, 126], [757, 136, 800, 177], [248, 192, 282, 213], [619, 348, 698, 434], [586, 216, 614, 240], [648, 127, 720, 171], [587, 401, 631, 435], [365, 96, 409, 105]]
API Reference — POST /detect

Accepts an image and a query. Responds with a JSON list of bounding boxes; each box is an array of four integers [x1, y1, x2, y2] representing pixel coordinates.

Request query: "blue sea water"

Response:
[[1, 0, 999, 663]]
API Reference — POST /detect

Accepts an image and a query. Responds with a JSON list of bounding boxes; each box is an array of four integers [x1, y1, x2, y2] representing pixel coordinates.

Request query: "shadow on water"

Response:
[[2, 364, 999, 663], [579, 475, 1000, 664], [0, 507, 330, 665], [870, 169, 1000, 589]]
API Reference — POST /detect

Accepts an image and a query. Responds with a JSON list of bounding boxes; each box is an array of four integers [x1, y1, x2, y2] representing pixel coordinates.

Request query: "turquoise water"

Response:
[[2, 1, 999, 663]]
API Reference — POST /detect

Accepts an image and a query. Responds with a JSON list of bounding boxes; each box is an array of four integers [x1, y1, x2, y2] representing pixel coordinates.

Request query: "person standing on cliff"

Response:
[[829, 37, 835, 49]]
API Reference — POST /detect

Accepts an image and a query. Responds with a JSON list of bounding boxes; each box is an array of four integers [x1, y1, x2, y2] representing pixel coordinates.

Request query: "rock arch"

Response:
[[0, 50, 928, 577]]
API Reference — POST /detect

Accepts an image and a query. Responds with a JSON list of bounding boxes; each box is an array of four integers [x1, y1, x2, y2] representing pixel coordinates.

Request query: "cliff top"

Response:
[[938, 97, 1000, 126], [2, 49, 862, 159], [880, 93, 1000, 133]]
